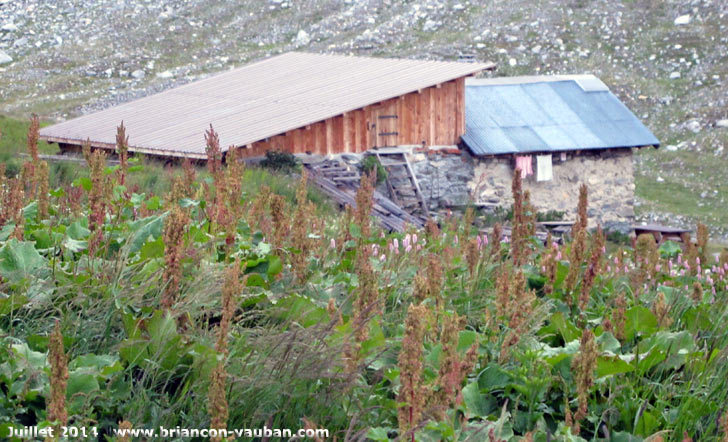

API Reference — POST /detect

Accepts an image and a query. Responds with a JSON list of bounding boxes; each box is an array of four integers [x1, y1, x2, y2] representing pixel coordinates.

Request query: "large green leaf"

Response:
[[597, 331, 622, 353], [540, 312, 580, 342], [0, 239, 48, 282], [624, 306, 657, 341], [596, 355, 634, 378], [11, 343, 48, 370], [477, 363, 511, 391], [637, 331, 696, 372], [462, 381, 496, 417], [366, 427, 391, 442], [66, 220, 91, 240], [128, 215, 165, 254], [269, 294, 328, 328]]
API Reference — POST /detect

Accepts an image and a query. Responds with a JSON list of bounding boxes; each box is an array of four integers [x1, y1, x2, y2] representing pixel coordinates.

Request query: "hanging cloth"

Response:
[[536, 154, 553, 181], [515, 155, 533, 177]]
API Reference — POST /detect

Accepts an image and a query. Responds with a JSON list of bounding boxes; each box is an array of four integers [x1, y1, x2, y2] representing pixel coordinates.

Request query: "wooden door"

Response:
[[371, 102, 399, 147]]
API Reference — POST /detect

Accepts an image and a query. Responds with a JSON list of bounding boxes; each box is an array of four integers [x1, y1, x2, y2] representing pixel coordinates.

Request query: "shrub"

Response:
[[360, 155, 387, 184], [260, 150, 299, 173]]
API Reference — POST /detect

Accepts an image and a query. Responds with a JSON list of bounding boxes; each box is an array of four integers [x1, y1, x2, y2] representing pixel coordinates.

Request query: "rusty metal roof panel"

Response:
[[40, 52, 493, 157], [462, 75, 660, 156]]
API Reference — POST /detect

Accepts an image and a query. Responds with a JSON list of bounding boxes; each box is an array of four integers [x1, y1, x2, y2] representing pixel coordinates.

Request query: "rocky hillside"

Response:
[[1, 0, 726, 239]]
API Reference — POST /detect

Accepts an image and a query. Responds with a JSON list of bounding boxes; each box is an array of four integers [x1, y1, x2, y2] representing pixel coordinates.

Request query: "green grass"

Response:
[[1, 163, 727, 440], [635, 143, 728, 238]]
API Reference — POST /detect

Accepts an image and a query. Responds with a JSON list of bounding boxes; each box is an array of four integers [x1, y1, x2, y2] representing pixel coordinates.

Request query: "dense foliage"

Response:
[[1, 123, 728, 442]]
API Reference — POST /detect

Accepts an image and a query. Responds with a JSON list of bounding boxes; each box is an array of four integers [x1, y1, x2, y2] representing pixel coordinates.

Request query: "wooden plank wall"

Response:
[[242, 77, 466, 157]]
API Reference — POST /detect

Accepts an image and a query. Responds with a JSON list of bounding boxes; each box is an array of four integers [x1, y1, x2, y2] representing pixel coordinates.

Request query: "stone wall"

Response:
[[406, 147, 636, 231], [410, 149, 475, 208]]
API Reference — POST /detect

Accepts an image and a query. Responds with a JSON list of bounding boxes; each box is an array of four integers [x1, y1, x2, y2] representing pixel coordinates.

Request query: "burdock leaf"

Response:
[[0, 239, 47, 282]]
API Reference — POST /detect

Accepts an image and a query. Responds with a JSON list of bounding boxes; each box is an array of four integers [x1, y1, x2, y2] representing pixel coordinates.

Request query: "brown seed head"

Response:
[[116, 121, 129, 184], [27, 114, 40, 162], [207, 362, 229, 440], [571, 329, 598, 425], [652, 291, 673, 329], [117, 420, 132, 442], [161, 206, 189, 310], [48, 320, 69, 427], [397, 303, 429, 437]]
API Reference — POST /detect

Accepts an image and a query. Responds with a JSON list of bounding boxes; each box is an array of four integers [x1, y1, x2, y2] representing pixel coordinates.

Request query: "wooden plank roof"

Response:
[[40, 52, 494, 159]]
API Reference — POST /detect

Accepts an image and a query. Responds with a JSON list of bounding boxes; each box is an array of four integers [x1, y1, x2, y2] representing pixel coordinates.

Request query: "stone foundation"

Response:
[[405, 147, 636, 231]]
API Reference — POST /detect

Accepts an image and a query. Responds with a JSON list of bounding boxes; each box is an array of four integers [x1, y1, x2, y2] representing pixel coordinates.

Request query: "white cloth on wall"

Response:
[[536, 154, 553, 181]]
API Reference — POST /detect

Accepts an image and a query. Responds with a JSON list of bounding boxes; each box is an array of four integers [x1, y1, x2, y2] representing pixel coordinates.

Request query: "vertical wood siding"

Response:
[[244, 78, 465, 157]]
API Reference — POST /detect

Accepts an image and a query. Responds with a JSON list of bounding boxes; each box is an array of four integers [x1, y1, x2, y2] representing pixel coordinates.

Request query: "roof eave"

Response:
[[39, 135, 208, 160]]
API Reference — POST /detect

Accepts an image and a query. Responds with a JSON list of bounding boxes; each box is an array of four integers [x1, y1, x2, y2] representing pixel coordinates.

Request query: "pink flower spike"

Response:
[[483, 234, 489, 245], [379, 254, 386, 261], [405, 245, 412, 253], [416, 244, 422, 251], [393, 238, 399, 249], [412, 234, 418, 244], [330, 238, 336, 249], [697, 257, 701, 265], [614, 256, 619, 265], [677, 255, 682, 265], [454, 235, 459, 245]]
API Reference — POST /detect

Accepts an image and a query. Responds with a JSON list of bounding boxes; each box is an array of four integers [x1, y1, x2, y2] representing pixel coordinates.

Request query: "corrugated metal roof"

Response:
[[39, 52, 494, 158], [461, 75, 659, 156]]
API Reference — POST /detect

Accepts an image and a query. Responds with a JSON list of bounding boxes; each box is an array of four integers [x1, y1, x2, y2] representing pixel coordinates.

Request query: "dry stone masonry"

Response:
[[405, 147, 636, 232]]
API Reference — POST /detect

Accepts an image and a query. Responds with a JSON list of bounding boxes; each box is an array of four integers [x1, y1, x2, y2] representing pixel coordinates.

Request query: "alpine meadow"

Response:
[[1, 120, 727, 441]]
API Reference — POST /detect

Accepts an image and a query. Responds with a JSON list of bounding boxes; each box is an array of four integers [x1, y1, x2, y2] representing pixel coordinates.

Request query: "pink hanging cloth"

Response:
[[515, 155, 533, 177]]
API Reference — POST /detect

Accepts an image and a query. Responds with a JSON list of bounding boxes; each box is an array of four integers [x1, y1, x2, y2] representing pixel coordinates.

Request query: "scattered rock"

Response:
[[686, 120, 701, 133], [423, 19, 440, 32], [156, 70, 174, 79], [669, 71, 681, 79], [716, 119, 728, 128], [673, 14, 690, 25], [131, 69, 145, 79], [295, 30, 310, 46], [1, 23, 18, 32], [0, 49, 12, 65]]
